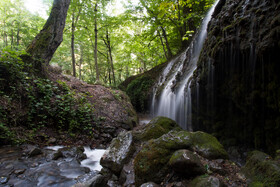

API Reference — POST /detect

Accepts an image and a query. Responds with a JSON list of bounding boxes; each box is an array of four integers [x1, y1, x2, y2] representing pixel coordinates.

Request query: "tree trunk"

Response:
[[94, 2, 100, 82], [157, 30, 168, 60], [107, 52, 112, 85], [16, 28, 20, 46], [3, 20, 7, 47], [160, 26, 172, 59], [79, 45, 83, 80], [26, 0, 70, 64], [71, 12, 76, 77], [106, 30, 116, 86]]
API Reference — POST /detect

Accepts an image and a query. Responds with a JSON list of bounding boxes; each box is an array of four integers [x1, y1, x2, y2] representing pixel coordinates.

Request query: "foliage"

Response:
[[26, 78, 95, 134], [0, 49, 96, 144], [0, 0, 215, 86], [0, 0, 45, 50], [50, 0, 215, 85]]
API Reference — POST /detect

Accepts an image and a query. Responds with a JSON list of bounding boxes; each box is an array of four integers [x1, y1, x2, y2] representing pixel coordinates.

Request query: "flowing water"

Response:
[[0, 145, 105, 187], [151, 0, 220, 130]]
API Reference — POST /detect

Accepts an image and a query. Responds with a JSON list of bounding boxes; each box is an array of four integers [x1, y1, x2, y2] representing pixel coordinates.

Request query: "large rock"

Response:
[[191, 131, 228, 159], [28, 147, 42, 157], [133, 116, 182, 141], [100, 131, 134, 174], [134, 129, 228, 185], [190, 175, 222, 187], [169, 149, 206, 176], [242, 150, 280, 186], [134, 130, 192, 185]]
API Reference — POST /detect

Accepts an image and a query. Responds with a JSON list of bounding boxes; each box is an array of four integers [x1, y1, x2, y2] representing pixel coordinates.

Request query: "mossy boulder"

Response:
[[134, 130, 193, 185], [133, 116, 182, 141], [242, 150, 280, 186], [100, 131, 134, 174], [134, 129, 228, 185], [190, 175, 222, 187], [191, 131, 229, 159], [169, 149, 206, 176], [125, 75, 155, 112]]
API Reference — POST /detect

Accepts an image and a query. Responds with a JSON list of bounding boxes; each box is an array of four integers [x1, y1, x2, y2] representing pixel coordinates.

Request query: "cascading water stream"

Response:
[[151, 0, 220, 130]]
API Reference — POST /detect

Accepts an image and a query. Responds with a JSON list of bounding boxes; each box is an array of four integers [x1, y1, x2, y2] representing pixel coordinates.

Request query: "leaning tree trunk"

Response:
[[26, 0, 70, 64]]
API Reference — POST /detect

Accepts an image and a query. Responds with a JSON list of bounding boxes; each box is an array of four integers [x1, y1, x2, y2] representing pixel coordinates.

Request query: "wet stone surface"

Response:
[[0, 145, 105, 187]]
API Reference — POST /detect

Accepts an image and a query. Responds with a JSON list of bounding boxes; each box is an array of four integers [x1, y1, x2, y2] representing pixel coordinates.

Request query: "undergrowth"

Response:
[[0, 48, 96, 144]]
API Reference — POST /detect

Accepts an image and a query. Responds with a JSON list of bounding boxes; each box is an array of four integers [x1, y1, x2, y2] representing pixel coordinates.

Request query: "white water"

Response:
[[81, 147, 106, 171], [45, 146, 106, 172], [45, 145, 64, 151], [151, 0, 220, 130]]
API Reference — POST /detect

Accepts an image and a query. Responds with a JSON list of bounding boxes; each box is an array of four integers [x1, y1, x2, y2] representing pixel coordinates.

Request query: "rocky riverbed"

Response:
[[1, 116, 280, 187], [0, 145, 105, 187]]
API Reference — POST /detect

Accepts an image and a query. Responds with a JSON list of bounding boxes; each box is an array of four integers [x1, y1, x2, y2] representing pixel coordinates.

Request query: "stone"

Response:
[[0, 176, 9, 184], [134, 130, 192, 186], [134, 129, 228, 185], [140, 182, 160, 187], [74, 174, 107, 187], [190, 175, 222, 187], [169, 149, 206, 176], [52, 150, 63, 160], [100, 131, 134, 174], [133, 116, 182, 141], [14, 169, 26, 175], [242, 150, 280, 186], [28, 147, 42, 157], [208, 161, 225, 175], [191, 131, 228, 159], [119, 160, 135, 186], [47, 137, 57, 144]]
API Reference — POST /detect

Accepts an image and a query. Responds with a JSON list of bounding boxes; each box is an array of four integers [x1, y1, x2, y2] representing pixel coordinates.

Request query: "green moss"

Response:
[[191, 131, 229, 159], [134, 130, 193, 185], [190, 175, 221, 187], [242, 150, 280, 187], [126, 75, 154, 112], [133, 116, 182, 141]]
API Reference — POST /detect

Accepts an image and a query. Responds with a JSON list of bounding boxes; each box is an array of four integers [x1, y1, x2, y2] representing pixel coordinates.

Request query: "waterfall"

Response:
[[151, 0, 220, 130]]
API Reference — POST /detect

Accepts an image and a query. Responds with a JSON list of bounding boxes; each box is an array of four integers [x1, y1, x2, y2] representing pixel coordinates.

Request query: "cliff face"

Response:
[[192, 0, 280, 153]]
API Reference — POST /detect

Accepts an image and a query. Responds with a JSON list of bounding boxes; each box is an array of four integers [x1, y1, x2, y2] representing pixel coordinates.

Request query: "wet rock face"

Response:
[[100, 131, 134, 174], [192, 0, 280, 153]]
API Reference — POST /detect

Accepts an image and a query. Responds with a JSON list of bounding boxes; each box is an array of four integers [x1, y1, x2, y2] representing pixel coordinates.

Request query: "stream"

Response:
[[0, 145, 105, 187]]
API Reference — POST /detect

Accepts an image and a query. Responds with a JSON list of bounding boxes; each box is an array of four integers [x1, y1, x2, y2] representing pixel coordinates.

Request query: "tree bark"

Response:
[[16, 28, 20, 46], [157, 30, 168, 60], [105, 29, 115, 85], [79, 45, 83, 80], [94, 2, 100, 82], [26, 0, 70, 64], [160, 26, 172, 59], [71, 12, 76, 77]]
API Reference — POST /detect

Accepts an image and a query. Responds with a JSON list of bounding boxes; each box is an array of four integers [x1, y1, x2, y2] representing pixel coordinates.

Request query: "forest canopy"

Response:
[[0, 0, 215, 86]]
